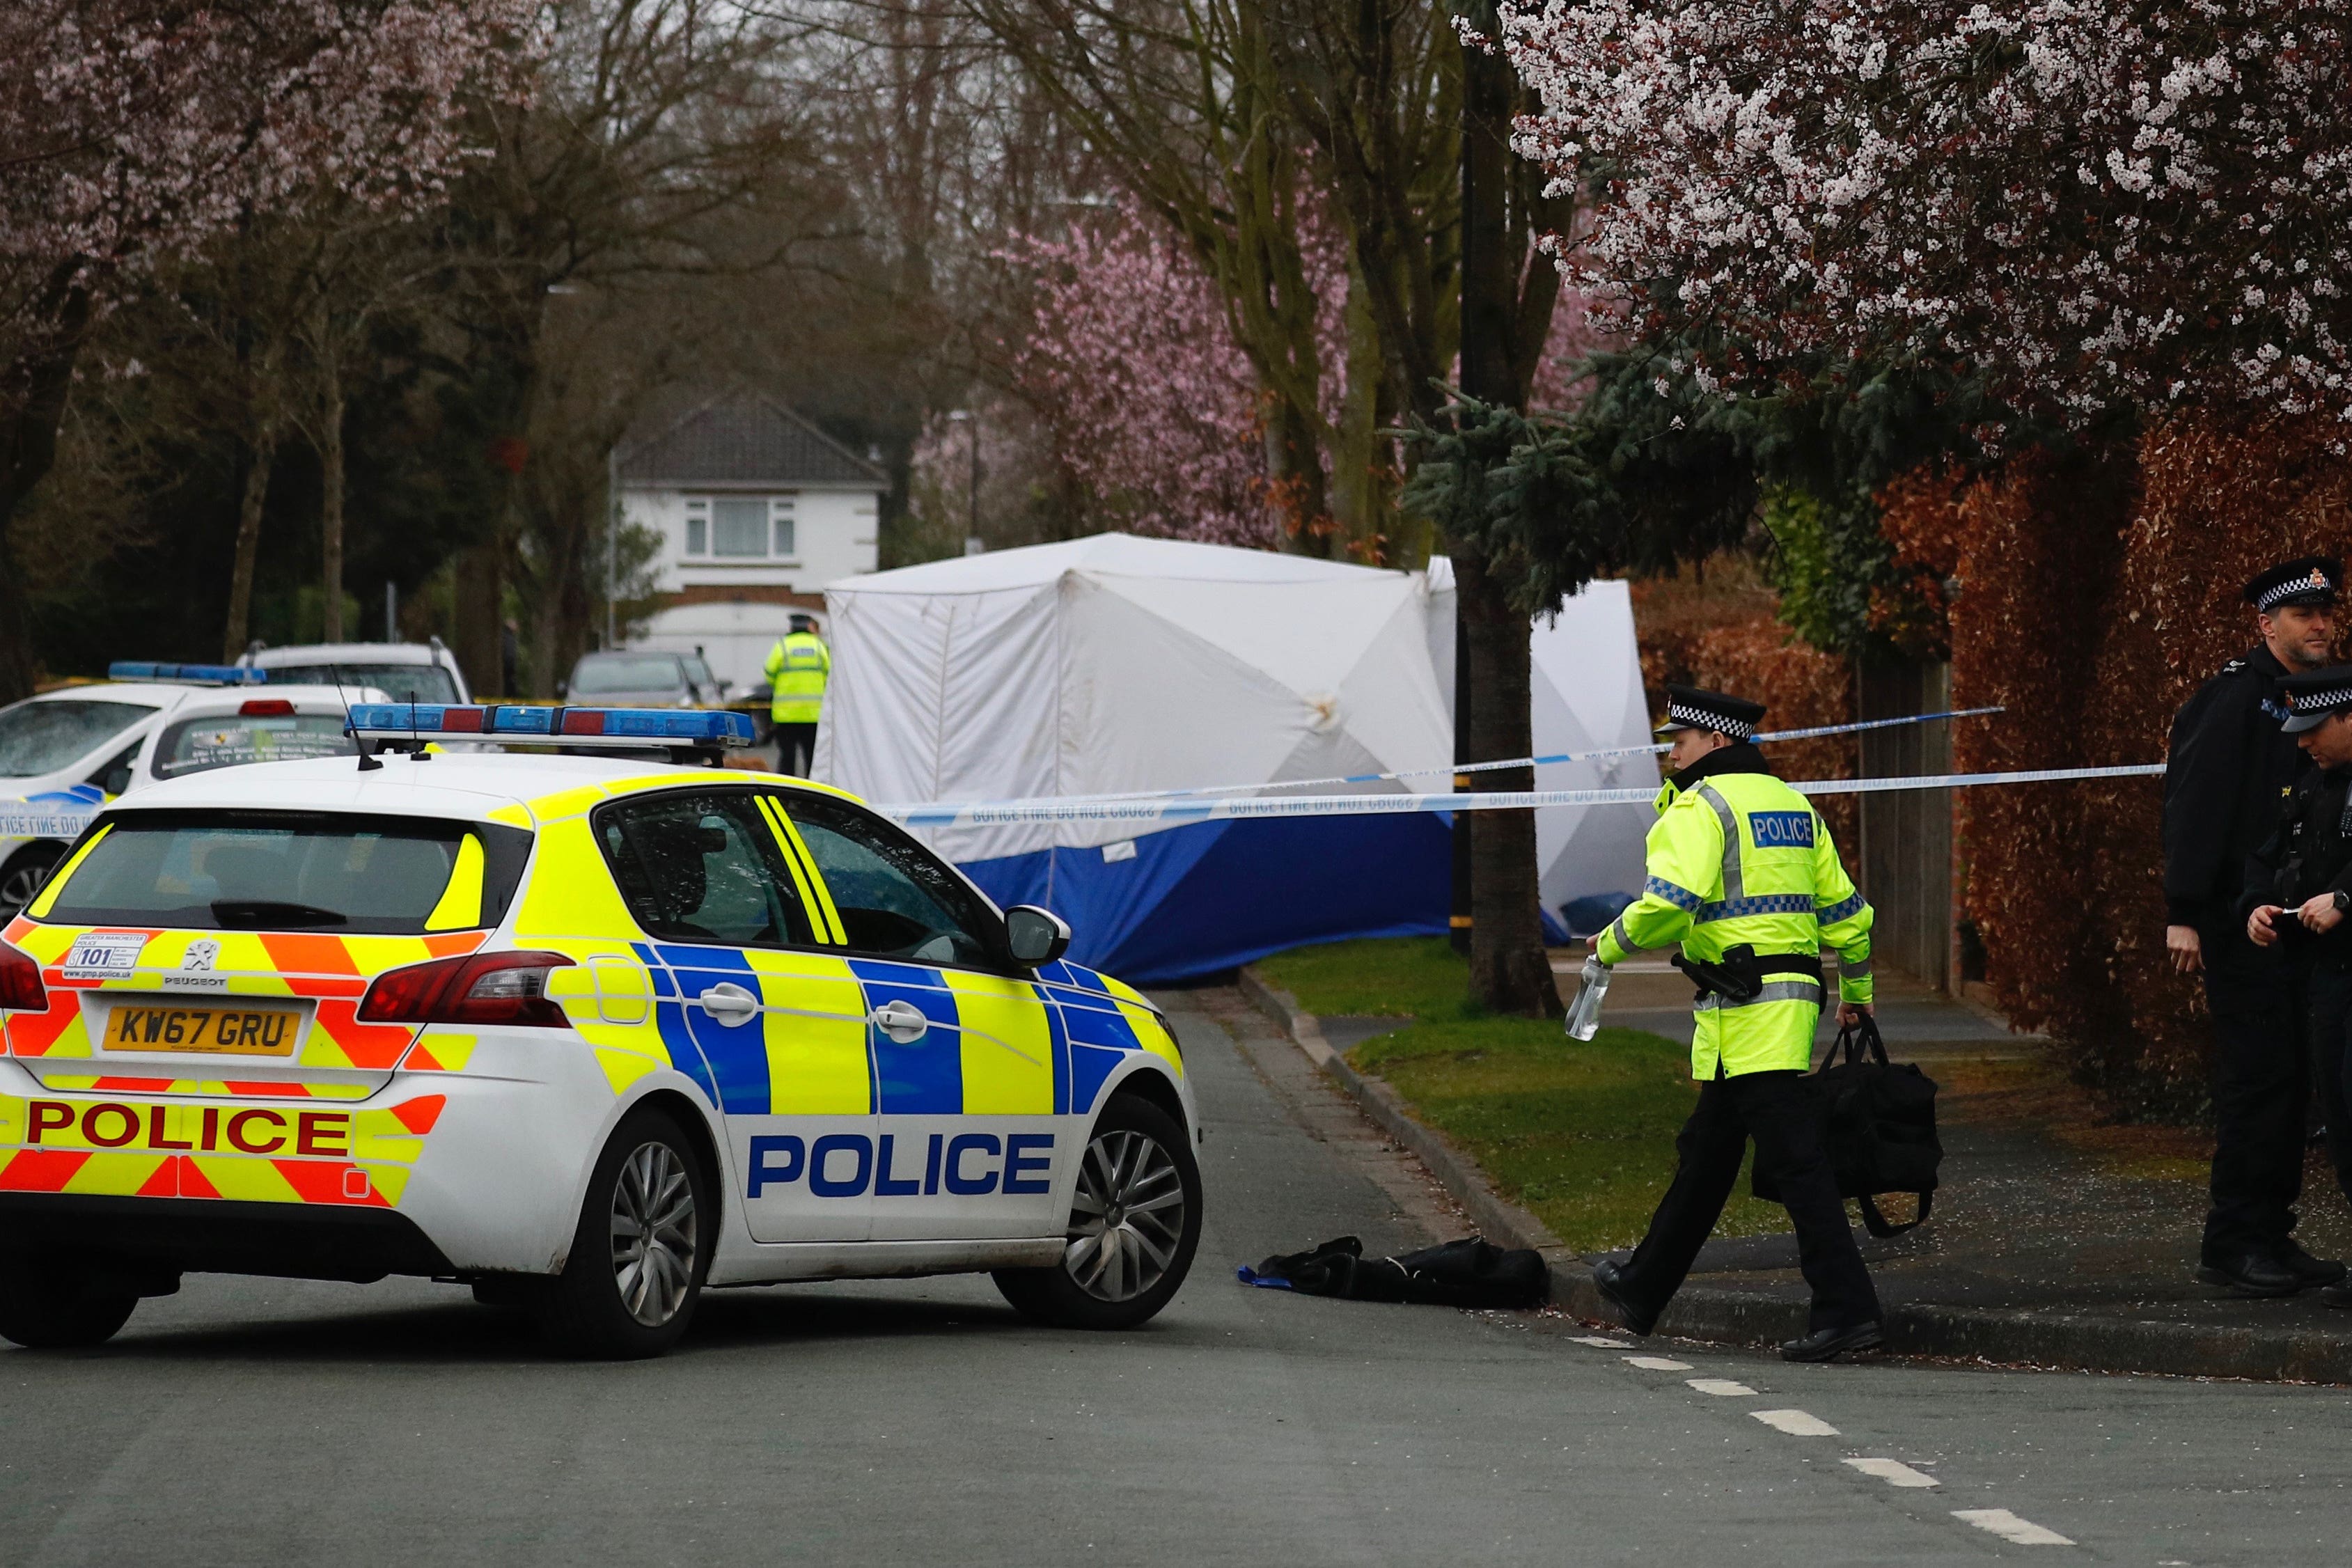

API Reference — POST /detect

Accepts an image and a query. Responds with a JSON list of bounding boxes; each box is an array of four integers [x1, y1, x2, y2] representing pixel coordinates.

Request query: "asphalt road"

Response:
[[4, 991, 2351, 1565]]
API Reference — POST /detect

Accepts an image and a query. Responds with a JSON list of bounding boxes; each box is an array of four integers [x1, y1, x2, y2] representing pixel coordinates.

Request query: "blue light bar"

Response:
[[346, 704, 755, 748], [108, 661, 267, 685]]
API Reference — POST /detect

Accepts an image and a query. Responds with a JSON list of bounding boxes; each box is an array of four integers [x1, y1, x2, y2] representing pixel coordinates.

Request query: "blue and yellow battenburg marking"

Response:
[[622, 943, 1175, 1122]]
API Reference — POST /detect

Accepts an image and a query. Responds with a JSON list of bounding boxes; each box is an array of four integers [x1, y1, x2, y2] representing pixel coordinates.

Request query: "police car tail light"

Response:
[[358, 950, 576, 1028], [0, 942, 45, 1013]]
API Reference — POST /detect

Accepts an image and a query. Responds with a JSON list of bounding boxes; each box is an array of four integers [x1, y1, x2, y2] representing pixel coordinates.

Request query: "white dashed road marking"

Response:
[[1750, 1409, 1839, 1436], [1686, 1378, 1755, 1397], [1565, 1334, 2078, 1550], [1843, 1457, 1938, 1488], [1951, 1509, 2074, 1546]]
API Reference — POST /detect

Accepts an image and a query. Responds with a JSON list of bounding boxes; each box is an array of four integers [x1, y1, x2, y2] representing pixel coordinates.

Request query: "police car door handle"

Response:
[[697, 982, 760, 1027], [870, 999, 929, 1044]]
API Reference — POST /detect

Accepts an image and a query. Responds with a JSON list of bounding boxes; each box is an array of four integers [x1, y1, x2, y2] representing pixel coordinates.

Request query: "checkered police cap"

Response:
[[2280, 666, 2352, 732], [1655, 684, 1766, 741], [2245, 556, 2342, 613]]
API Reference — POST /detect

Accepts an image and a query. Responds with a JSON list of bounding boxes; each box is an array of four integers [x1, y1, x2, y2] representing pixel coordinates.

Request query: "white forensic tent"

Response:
[[817, 534, 1455, 980], [1422, 559, 1656, 936]]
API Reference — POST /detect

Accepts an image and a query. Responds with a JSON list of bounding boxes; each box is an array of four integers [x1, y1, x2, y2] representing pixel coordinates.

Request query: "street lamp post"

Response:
[[948, 409, 982, 555]]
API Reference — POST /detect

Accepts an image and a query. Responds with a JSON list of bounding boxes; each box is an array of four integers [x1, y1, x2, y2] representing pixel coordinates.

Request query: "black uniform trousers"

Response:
[[2201, 908, 2321, 1257], [2298, 958, 2352, 1216], [775, 722, 819, 778], [1612, 1068, 1883, 1333]]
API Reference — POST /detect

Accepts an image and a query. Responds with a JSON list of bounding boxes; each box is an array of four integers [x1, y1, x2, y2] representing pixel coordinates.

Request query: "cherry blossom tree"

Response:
[[1497, 0, 2352, 425], [998, 205, 1323, 546], [0, 0, 536, 698], [993, 198, 1608, 549]]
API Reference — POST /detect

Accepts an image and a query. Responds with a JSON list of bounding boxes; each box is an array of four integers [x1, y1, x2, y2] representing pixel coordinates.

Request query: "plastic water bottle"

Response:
[[1565, 954, 1611, 1041]]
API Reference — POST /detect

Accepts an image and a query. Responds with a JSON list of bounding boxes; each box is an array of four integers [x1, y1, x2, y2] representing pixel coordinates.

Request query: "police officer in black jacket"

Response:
[[2243, 668, 2352, 1303], [2165, 556, 2342, 1295]]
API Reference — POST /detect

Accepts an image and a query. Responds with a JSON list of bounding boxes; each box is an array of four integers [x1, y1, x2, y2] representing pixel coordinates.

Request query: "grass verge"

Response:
[[1256, 937, 1789, 1253]]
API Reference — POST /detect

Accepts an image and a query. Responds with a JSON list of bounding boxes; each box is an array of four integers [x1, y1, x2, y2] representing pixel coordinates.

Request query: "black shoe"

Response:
[[1781, 1321, 1884, 1363], [1590, 1257, 1657, 1336], [2197, 1250, 2303, 1297], [2321, 1283, 2352, 1309], [2275, 1239, 2348, 1287]]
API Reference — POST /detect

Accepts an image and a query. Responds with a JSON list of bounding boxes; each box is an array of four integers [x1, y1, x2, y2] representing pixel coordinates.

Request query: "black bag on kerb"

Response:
[[1751, 1017, 1942, 1238], [1240, 1235, 1549, 1308]]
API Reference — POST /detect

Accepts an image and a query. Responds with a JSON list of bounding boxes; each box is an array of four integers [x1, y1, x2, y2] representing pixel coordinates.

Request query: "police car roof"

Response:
[[165, 684, 392, 709], [23, 682, 205, 706], [101, 751, 861, 826]]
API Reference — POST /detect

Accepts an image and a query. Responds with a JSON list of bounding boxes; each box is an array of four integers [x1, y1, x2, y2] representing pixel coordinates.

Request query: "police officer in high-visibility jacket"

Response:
[[764, 613, 831, 777], [1588, 684, 1885, 1363]]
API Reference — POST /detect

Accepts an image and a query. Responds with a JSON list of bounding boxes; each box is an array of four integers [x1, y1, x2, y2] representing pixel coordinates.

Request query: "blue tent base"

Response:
[[957, 815, 1455, 987]]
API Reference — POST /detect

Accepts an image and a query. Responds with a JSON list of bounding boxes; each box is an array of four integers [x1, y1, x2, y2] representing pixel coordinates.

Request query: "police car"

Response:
[[0, 665, 386, 919], [0, 705, 1201, 1357]]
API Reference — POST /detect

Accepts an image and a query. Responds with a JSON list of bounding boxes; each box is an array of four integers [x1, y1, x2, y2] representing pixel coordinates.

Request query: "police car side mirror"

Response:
[[1004, 905, 1072, 967]]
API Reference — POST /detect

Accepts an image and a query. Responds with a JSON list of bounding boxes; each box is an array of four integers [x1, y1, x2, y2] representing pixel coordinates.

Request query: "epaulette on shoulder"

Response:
[[2221, 657, 2250, 675]]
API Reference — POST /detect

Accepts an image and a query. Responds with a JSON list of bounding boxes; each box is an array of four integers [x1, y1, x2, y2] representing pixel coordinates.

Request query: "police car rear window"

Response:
[[40, 810, 531, 934], [152, 714, 356, 778], [263, 664, 460, 705]]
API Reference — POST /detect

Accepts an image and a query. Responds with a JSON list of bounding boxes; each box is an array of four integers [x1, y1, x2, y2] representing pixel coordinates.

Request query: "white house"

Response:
[[617, 391, 887, 692]]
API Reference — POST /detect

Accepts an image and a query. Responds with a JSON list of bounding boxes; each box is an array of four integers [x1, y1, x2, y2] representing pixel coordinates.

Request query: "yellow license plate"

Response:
[[102, 1003, 301, 1056]]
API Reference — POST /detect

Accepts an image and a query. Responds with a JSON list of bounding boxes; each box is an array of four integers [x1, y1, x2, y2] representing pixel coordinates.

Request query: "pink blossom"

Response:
[[1497, 0, 2352, 422], [998, 198, 1613, 543]]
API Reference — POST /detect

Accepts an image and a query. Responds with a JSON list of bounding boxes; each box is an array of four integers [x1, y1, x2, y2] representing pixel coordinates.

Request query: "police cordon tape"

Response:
[[922, 706, 2008, 810], [881, 762, 2168, 831], [0, 755, 2160, 846]]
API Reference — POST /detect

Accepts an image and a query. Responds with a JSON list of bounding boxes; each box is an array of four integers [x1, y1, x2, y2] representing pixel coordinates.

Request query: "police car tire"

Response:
[[533, 1109, 710, 1360], [0, 1260, 137, 1350], [991, 1093, 1201, 1331], [0, 844, 63, 920]]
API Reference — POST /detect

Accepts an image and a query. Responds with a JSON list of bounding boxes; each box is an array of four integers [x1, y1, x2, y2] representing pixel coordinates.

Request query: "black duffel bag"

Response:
[[1753, 1017, 1942, 1237]]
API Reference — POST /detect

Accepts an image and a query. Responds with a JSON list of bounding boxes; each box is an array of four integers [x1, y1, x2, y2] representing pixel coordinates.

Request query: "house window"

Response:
[[713, 497, 767, 557], [772, 507, 795, 558], [684, 499, 707, 556]]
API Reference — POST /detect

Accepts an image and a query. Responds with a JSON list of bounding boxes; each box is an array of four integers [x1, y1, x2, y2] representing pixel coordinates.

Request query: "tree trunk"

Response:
[[317, 360, 347, 643], [221, 423, 281, 661], [453, 538, 504, 698], [1331, 253, 1399, 563], [1264, 392, 1332, 555], [1456, 547, 1560, 1015], [0, 281, 91, 700], [1452, 1, 1560, 1017]]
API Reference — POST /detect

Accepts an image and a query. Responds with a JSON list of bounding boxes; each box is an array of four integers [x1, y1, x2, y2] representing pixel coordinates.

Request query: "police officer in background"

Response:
[[765, 612, 831, 777], [1587, 686, 1885, 1363], [2165, 556, 2342, 1296], [2241, 668, 2352, 1302]]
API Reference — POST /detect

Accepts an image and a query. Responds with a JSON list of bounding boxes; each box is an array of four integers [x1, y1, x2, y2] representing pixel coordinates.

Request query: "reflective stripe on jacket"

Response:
[[765, 632, 831, 723], [1593, 746, 1874, 1079]]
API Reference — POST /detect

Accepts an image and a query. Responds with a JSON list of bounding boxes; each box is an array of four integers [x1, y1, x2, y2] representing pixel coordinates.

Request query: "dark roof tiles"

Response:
[[620, 392, 885, 487]]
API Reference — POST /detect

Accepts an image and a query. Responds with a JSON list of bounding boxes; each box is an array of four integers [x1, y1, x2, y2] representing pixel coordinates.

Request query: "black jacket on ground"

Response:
[[2164, 643, 2309, 926], [2240, 764, 2352, 959]]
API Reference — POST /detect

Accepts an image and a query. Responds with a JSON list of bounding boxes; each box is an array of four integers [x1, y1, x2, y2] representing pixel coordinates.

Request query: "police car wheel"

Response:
[[0, 845, 63, 920], [534, 1110, 709, 1359], [993, 1094, 1200, 1331], [0, 1257, 138, 1350]]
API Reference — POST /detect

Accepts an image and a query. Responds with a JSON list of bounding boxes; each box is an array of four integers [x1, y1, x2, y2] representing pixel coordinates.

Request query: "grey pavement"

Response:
[[0, 990, 2347, 1563]]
